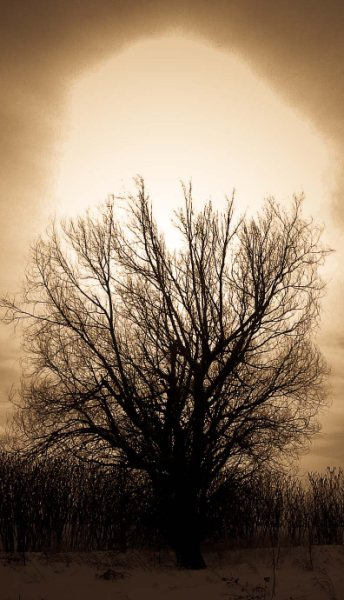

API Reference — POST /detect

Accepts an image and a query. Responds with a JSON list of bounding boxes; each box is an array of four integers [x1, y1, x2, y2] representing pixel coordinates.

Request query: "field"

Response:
[[2, 456, 344, 598], [1, 545, 344, 600]]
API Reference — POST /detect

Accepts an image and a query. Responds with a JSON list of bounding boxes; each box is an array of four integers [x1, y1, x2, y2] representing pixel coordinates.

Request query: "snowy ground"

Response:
[[1, 545, 344, 599]]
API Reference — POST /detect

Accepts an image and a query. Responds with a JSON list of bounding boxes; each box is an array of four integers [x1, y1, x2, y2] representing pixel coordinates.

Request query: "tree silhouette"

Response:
[[2, 179, 329, 568]]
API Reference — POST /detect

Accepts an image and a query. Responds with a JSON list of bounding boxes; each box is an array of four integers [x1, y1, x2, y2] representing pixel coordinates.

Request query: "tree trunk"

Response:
[[172, 526, 206, 570], [165, 485, 206, 569]]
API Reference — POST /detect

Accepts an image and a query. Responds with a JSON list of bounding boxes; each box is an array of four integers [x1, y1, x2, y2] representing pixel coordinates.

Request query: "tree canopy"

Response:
[[2, 179, 329, 568]]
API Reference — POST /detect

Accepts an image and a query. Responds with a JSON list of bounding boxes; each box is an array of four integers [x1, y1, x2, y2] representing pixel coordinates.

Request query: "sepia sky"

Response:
[[1, 0, 344, 472]]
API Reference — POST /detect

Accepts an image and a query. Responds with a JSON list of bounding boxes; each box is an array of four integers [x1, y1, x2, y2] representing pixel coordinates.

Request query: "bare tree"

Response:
[[2, 179, 329, 568]]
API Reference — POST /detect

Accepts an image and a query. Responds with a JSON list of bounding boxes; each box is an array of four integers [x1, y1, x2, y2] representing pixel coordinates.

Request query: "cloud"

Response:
[[1, 1, 344, 238], [302, 426, 344, 472], [1, 0, 344, 465]]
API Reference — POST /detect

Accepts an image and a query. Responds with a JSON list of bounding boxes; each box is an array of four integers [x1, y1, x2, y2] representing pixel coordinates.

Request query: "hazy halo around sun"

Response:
[[54, 35, 332, 242]]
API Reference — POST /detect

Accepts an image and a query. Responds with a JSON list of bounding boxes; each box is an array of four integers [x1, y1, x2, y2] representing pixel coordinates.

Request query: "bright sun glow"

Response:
[[55, 36, 332, 244]]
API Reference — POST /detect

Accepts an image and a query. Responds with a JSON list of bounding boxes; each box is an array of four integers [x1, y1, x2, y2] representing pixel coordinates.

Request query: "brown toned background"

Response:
[[1, 0, 344, 472]]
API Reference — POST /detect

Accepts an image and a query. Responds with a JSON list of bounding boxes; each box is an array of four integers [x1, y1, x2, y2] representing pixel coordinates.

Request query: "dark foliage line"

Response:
[[0, 453, 155, 552], [206, 468, 344, 548], [0, 452, 343, 553]]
